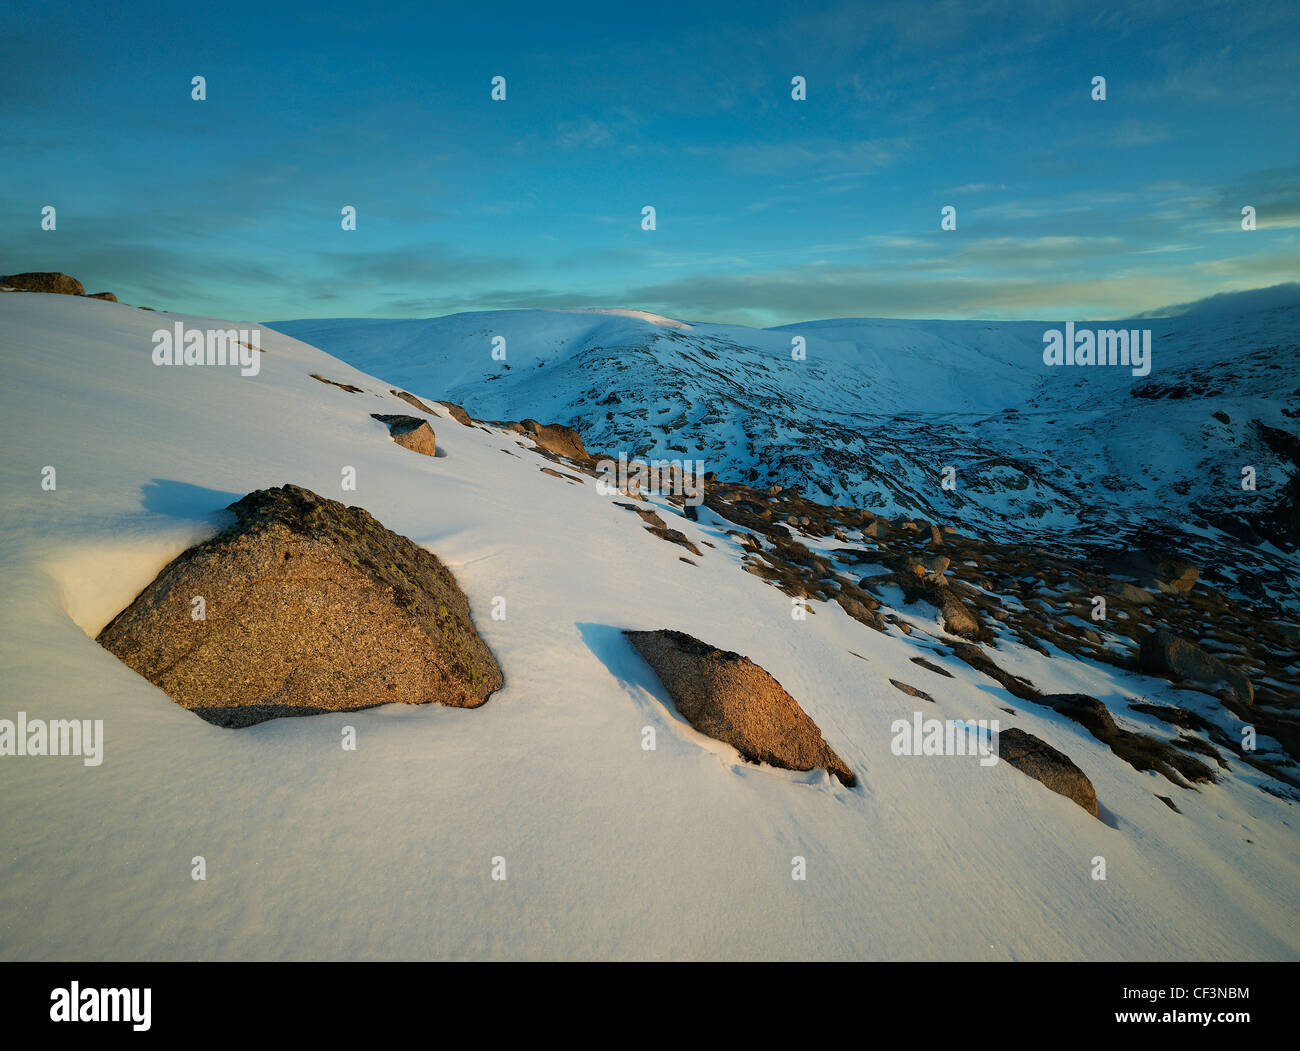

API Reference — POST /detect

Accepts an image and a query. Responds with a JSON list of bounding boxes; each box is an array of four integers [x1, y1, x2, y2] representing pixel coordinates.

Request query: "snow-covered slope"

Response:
[[2, 291, 1298, 961], [276, 301, 1300, 609]]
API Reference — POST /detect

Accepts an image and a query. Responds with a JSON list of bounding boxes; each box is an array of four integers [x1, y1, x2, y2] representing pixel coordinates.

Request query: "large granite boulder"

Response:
[[97, 484, 502, 726]]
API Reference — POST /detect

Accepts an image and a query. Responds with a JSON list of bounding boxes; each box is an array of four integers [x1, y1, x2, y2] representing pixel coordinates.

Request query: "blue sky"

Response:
[[3, 0, 1298, 325]]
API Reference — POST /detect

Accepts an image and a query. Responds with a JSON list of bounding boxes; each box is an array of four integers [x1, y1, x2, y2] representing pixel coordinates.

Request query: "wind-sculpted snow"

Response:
[[275, 301, 1300, 610]]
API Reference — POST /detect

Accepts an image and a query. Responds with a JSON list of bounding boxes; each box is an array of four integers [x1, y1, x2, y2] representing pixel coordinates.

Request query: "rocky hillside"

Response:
[[278, 294, 1300, 614]]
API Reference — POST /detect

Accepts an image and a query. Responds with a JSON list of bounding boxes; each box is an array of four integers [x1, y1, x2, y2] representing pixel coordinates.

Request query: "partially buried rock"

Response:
[[1097, 549, 1198, 594], [389, 389, 438, 414], [998, 727, 1099, 817], [625, 628, 856, 786], [2, 271, 85, 295], [438, 400, 474, 427], [1137, 629, 1253, 709], [889, 679, 935, 703], [1110, 581, 1155, 605], [97, 484, 503, 726], [893, 571, 984, 640], [521, 418, 589, 461], [371, 413, 437, 457]]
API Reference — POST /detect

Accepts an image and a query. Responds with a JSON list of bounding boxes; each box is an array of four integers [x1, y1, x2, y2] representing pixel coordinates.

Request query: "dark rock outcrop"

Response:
[[998, 727, 1099, 817], [892, 571, 985, 640], [1097, 549, 1199, 594], [1137, 630, 1253, 709], [625, 628, 855, 786], [948, 641, 1041, 700], [1037, 693, 1217, 785], [836, 593, 884, 631], [97, 484, 502, 726]]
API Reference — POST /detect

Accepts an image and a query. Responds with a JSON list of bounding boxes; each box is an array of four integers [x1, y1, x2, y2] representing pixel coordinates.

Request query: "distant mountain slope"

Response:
[[274, 300, 1300, 609]]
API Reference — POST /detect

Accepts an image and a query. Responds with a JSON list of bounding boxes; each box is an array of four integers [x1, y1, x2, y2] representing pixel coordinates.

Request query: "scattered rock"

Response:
[[998, 727, 1099, 817], [97, 484, 504, 726], [87, 291, 117, 302], [889, 679, 935, 703], [909, 655, 953, 678], [521, 419, 588, 461], [371, 414, 437, 457], [625, 628, 855, 786], [310, 373, 364, 394], [646, 525, 701, 555], [1137, 630, 1253, 709], [1037, 692, 1217, 785], [1, 271, 85, 295], [437, 400, 474, 427], [390, 389, 438, 414], [1111, 582, 1155, 605]]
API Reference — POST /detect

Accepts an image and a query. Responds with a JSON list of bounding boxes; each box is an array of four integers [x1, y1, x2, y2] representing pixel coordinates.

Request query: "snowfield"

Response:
[[1, 291, 1297, 961]]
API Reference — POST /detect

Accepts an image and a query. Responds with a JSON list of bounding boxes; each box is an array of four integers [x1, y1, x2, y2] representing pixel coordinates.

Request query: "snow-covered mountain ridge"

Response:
[[275, 296, 1299, 612]]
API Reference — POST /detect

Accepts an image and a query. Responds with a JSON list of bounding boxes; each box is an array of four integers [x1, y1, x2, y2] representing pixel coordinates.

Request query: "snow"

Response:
[[1, 291, 1297, 961], [557, 307, 693, 330], [273, 302, 1300, 616]]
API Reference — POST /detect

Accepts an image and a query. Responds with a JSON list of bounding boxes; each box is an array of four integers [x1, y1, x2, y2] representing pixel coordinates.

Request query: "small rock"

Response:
[[371, 414, 437, 457], [889, 679, 934, 702], [521, 419, 589, 461], [1111, 582, 1155, 604]]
